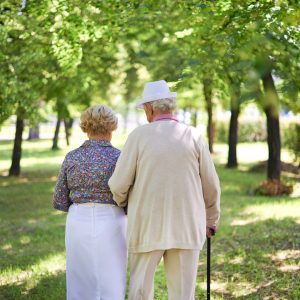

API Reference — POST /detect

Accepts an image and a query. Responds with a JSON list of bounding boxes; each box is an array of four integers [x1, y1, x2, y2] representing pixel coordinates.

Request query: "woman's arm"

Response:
[[52, 158, 71, 212]]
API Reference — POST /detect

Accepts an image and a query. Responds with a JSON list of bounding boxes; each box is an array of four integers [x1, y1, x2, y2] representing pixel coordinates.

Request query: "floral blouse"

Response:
[[52, 140, 120, 212]]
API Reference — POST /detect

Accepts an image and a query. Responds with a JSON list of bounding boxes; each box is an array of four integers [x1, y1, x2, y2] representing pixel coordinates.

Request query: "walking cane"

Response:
[[207, 228, 215, 300]]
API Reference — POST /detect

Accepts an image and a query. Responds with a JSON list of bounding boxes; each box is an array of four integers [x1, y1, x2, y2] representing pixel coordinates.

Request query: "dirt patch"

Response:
[[250, 161, 300, 175]]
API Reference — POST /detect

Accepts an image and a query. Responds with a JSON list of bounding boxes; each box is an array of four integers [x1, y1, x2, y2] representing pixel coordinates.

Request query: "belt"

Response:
[[76, 202, 116, 207]]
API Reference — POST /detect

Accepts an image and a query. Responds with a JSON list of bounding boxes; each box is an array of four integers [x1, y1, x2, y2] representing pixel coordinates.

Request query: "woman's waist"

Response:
[[70, 191, 115, 203], [71, 198, 117, 206], [68, 202, 125, 218], [75, 202, 116, 207]]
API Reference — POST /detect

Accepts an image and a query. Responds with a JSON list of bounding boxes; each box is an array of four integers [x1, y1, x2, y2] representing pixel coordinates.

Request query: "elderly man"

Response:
[[109, 80, 221, 300]]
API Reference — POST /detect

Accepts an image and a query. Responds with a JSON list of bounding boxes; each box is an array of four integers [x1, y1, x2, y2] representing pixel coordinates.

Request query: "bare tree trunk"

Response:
[[191, 110, 198, 127], [123, 103, 130, 134], [227, 80, 241, 168], [27, 125, 40, 140], [9, 116, 24, 176], [262, 71, 281, 181], [124, 62, 137, 131], [183, 107, 187, 124], [203, 79, 215, 153], [64, 118, 73, 146], [135, 110, 141, 127], [52, 118, 61, 150], [227, 108, 239, 168]]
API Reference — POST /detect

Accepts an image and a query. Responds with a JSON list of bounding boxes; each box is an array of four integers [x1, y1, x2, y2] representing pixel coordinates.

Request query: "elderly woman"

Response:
[[109, 80, 220, 300], [52, 105, 127, 300]]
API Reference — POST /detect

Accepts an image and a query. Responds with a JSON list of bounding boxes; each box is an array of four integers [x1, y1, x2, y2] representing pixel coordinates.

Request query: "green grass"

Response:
[[0, 134, 299, 299]]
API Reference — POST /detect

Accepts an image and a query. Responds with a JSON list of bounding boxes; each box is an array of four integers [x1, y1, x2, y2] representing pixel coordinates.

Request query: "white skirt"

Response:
[[65, 203, 127, 300]]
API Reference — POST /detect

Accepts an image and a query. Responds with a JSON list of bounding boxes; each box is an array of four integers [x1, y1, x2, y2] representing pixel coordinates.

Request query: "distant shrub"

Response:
[[215, 121, 228, 143], [282, 123, 300, 165], [239, 120, 267, 142], [215, 119, 300, 153], [215, 119, 267, 144]]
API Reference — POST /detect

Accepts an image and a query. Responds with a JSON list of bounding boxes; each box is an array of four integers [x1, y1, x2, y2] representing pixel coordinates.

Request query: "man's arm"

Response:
[[109, 133, 138, 207], [198, 138, 221, 229]]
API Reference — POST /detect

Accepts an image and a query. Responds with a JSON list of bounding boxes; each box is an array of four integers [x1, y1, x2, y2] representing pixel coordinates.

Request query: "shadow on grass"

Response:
[[0, 139, 66, 161], [0, 271, 66, 300], [217, 165, 299, 205], [0, 173, 66, 273], [0, 217, 66, 280], [0, 171, 58, 187], [198, 217, 300, 299]]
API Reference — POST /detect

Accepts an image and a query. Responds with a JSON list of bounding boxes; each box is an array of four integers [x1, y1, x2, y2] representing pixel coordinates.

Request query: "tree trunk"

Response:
[[9, 116, 24, 176], [191, 111, 198, 127], [135, 110, 140, 127], [52, 118, 61, 150], [262, 71, 281, 181], [203, 79, 215, 153], [124, 64, 137, 132], [182, 107, 187, 124], [123, 103, 130, 134], [27, 125, 40, 140], [227, 108, 239, 168], [227, 80, 241, 168], [64, 118, 73, 146]]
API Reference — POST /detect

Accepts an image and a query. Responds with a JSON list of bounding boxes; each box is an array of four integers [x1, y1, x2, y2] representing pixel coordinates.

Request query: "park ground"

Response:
[[0, 132, 299, 300]]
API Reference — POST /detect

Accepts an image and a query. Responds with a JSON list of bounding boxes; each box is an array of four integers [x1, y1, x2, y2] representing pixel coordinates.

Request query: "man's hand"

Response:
[[206, 226, 217, 238]]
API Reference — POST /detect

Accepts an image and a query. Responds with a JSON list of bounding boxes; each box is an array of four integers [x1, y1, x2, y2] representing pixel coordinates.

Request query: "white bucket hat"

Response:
[[136, 80, 177, 108]]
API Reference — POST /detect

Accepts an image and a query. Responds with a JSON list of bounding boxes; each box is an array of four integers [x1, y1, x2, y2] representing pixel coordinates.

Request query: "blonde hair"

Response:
[[80, 105, 118, 135]]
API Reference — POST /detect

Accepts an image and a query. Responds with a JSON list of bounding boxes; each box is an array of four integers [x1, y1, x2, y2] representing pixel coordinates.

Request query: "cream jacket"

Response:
[[109, 120, 221, 253]]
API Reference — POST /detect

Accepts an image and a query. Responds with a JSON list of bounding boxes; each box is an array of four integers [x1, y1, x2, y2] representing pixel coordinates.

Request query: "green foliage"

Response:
[[1, 0, 300, 178], [215, 119, 267, 144], [0, 1, 50, 122], [1, 0, 299, 123], [0, 0, 121, 124], [216, 119, 300, 154], [282, 123, 300, 164]]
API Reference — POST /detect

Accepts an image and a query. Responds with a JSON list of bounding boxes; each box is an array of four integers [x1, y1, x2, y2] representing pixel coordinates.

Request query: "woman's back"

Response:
[[66, 140, 120, 202], [53, 139, 120, 211]]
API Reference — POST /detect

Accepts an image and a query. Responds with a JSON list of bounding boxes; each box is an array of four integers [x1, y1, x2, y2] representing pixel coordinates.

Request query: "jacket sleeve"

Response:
[[52, 157, 71, 212], [198, 138, 221, 228], [108, 133, 138, 207]]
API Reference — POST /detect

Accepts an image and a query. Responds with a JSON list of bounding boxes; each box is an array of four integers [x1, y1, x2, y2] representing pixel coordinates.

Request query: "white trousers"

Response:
[[129, 249, 200, 300], [65, 203, 127, 300]]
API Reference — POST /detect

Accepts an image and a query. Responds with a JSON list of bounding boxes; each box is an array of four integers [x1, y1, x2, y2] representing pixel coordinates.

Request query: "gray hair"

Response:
[[150, 98, 177, 113]]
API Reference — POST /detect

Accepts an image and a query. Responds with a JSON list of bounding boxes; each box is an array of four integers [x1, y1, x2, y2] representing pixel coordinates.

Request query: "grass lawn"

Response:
[[0, 133, 299, 299]]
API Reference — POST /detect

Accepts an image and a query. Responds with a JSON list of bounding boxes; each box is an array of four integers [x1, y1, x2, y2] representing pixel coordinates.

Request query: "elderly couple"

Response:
[[52, 80, 221, 300]]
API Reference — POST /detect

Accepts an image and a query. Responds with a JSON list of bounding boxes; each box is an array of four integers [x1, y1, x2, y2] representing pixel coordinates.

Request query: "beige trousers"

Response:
[[128, 249, 200, 300]]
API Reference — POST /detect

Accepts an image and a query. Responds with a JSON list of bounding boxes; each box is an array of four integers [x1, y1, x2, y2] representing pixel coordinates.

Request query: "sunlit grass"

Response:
[[0, 132, 299, 299], [244, 200, 300, 222], [1, 253, 65, 286]]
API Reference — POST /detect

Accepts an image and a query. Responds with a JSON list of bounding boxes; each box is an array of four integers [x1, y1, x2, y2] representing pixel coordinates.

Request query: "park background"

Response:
[[0, 1, 299, 299]]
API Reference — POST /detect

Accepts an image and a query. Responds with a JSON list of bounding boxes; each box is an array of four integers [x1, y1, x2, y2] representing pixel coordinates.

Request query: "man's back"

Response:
[[109, 120, 220, 253]]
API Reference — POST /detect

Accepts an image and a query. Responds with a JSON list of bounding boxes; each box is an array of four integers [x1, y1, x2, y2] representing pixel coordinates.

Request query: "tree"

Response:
[[1, 0, 299, 185], [1, 0, 121, 172], [0, 2, 49, 175]]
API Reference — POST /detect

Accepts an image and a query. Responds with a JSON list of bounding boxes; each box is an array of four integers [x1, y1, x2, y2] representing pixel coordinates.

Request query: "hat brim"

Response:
[[136, 92, 177, 109]]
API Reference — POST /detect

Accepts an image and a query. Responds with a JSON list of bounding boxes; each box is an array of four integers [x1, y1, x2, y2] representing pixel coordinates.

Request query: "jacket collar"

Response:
[[82, 140, 112, 147], [154, 114, 178, 122]]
